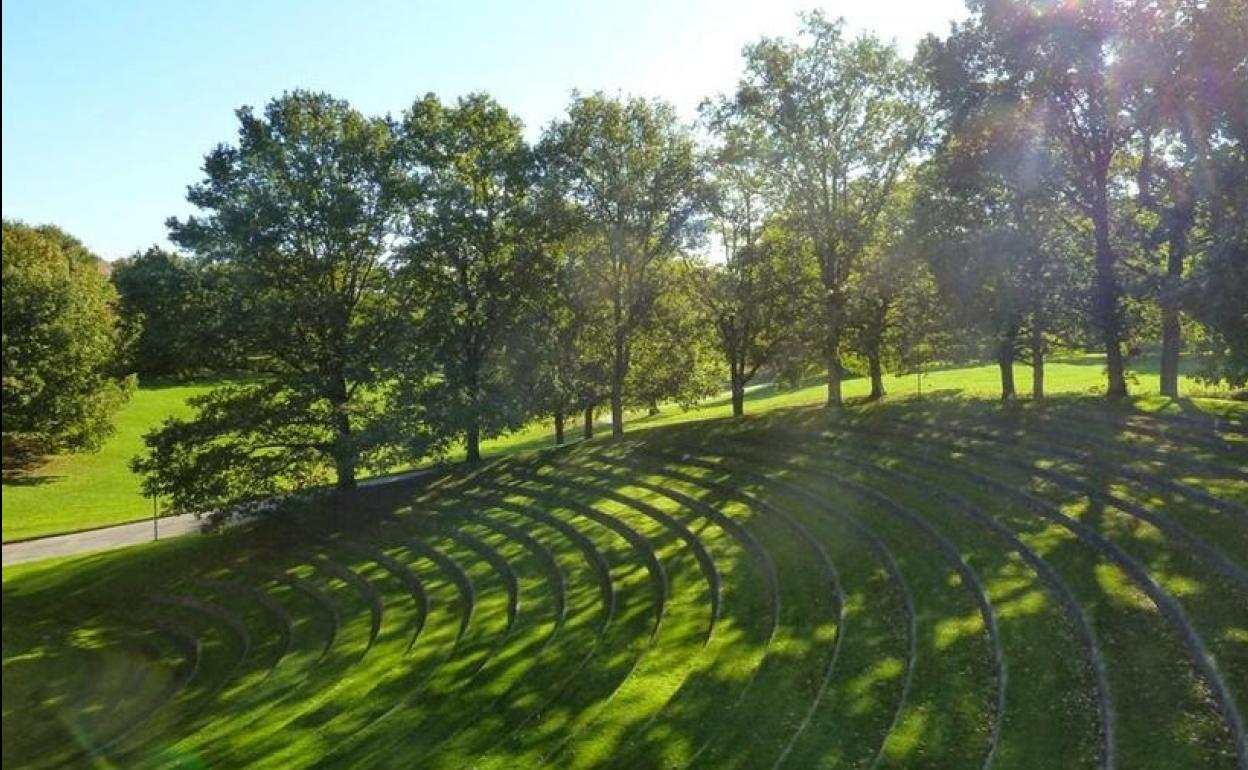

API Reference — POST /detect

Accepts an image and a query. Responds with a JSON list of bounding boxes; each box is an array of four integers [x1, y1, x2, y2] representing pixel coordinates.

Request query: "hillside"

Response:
[[3, 353, 1238, 542], [3, 397, 1246, 768]]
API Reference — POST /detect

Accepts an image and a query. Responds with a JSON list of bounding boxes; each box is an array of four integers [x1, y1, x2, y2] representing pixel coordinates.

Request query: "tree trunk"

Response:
[[611, 335, 626, 437], [647, 401, 660, 417], [731, 366, 746, 417], [465, 421, 481, 464], [334, 448, 357, 490], [330, 376, 357, 490], [583, 403, 594, 440], [1160, 224, 1187, 398], [554, 409, 565, 446], [998, 329, 1017, 401], [826, 353, 843, 406], [867, 342, 885, 401], [1091, 179, 1128, 398], [866, 299, 889, 401], [1031, 323, 1045, 401], [463, 346, 483, 463], [824, 294, 844, 407]]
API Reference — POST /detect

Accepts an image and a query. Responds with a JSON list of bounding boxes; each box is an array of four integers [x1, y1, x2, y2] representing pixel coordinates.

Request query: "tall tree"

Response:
[[695, 108, 817, 415], [1184, 0, 1248, 389], [1127, 0, 1248, 394], [844, 182, 925, 400], [113, 247, 199, 377], [135, 92, 411, 517], [967, 0, 1139, 396], [729, 13, 929, 406], [112, 246, 241, 378], [2, 221, 133, 458], [539, 234, 615, 442], [541, 93, 701, 436], [395, 93, 546, 463], [625, 263, 725, 416], [917, 29, 1087, 400]]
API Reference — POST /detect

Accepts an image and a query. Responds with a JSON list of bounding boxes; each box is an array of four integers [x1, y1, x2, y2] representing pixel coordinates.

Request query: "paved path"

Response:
[[2, 469, 432, 568]]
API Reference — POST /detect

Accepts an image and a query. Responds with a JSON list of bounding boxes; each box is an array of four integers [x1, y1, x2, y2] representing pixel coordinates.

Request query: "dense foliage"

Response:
[[112, 247, 241, 377], [394, 93, 551, 463], [132, 92, 412, 515], [1, 221, 133, 457]]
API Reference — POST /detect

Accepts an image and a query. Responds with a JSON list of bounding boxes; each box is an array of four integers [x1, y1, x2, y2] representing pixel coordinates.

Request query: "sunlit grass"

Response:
[[3, 392, 1245, 769], [5, 353, 1240, 542]]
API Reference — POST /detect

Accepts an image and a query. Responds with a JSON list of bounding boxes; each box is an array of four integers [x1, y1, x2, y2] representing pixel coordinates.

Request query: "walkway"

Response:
[[2, 469, 431, 567]]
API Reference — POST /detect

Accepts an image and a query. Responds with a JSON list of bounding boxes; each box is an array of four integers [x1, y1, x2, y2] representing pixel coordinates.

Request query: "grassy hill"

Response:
[[2, 353, 1240, 542], [3, 395, 1246, 768]]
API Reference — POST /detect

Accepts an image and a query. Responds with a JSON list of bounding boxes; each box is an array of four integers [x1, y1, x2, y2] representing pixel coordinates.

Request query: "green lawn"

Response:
[[1, 381, 219, 542], [1, 353, 1239, 542], [3, 394, 1245, 768]]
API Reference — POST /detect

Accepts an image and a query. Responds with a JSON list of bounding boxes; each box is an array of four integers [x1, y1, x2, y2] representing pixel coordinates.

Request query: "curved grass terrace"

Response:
[[3, 396, 1246, 769]]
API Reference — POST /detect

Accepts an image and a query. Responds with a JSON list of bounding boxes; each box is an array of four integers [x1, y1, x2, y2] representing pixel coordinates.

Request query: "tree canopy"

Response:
[[134, 91, 412, 518], [540, 92, 702, 436], [2, 221, 133, 458], [394, 93, 549, 463]]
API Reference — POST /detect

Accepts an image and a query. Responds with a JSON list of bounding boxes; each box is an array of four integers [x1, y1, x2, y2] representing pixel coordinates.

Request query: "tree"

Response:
[[134, 91, 412, 516], [625, 263, 725, 415], [1128, 20, 1197, 397], [532, 231, 615, 443], [541, 92, 701, 436], [694, 108, 817, 415], [844, 182, 923, 400], [895, 261, 952, 399], [1185, 0, 1248, 390], [1127, 0, 1248, 393], [729, 12, 929, 406], [965, 0, 1141, 397], [2, 221, 133, 457], [112, 246, 240, 378], [394, 93, 547, 463], [915, 30, 1087, 400]]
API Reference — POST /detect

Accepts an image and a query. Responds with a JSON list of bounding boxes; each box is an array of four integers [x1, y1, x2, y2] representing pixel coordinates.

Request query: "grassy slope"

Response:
[[2, 353, 1238, 542], [437, 352, 1242, 454], [2, 382, 217, 541], [2, 395, 1245, 769]]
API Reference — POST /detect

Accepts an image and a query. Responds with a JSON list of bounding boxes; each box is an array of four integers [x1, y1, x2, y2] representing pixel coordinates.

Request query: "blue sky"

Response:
[[2, 0, 966, 259]]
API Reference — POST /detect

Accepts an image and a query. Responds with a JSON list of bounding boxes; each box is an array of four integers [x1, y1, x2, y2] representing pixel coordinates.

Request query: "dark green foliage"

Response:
[[909, 111, 1086, 399], [843, 182, 946, 400], [694, 109, 820, 415], [137, 91, 414, 511], [1191, 190, 1248, 388], [131, 381, 401, 526], [540, 92, 702, 436], [727, 12, 930, 405], [393, 93, 549, 463], [1182, 0, 1248, 388], [111, 247, 240, 378], [624, 263, 725, 413], [959, 0, 1142, 396], [526, 229, 615, 442], [1, 220, 133, 456]]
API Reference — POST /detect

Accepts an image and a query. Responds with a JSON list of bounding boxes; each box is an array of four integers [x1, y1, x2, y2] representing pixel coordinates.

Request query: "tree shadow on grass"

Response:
[[2, 468, 64, 486], [1, 440, 62, 486]]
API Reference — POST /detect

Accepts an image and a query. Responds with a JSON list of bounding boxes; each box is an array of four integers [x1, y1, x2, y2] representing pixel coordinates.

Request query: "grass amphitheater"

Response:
[[3, 397, 1247, 769]]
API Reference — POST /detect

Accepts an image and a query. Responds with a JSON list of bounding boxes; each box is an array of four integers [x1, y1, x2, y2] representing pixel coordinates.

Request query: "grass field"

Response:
[[2, 353, 1239, 543], [1, 381, 219, 542], [3, 393, 1246, 768]]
